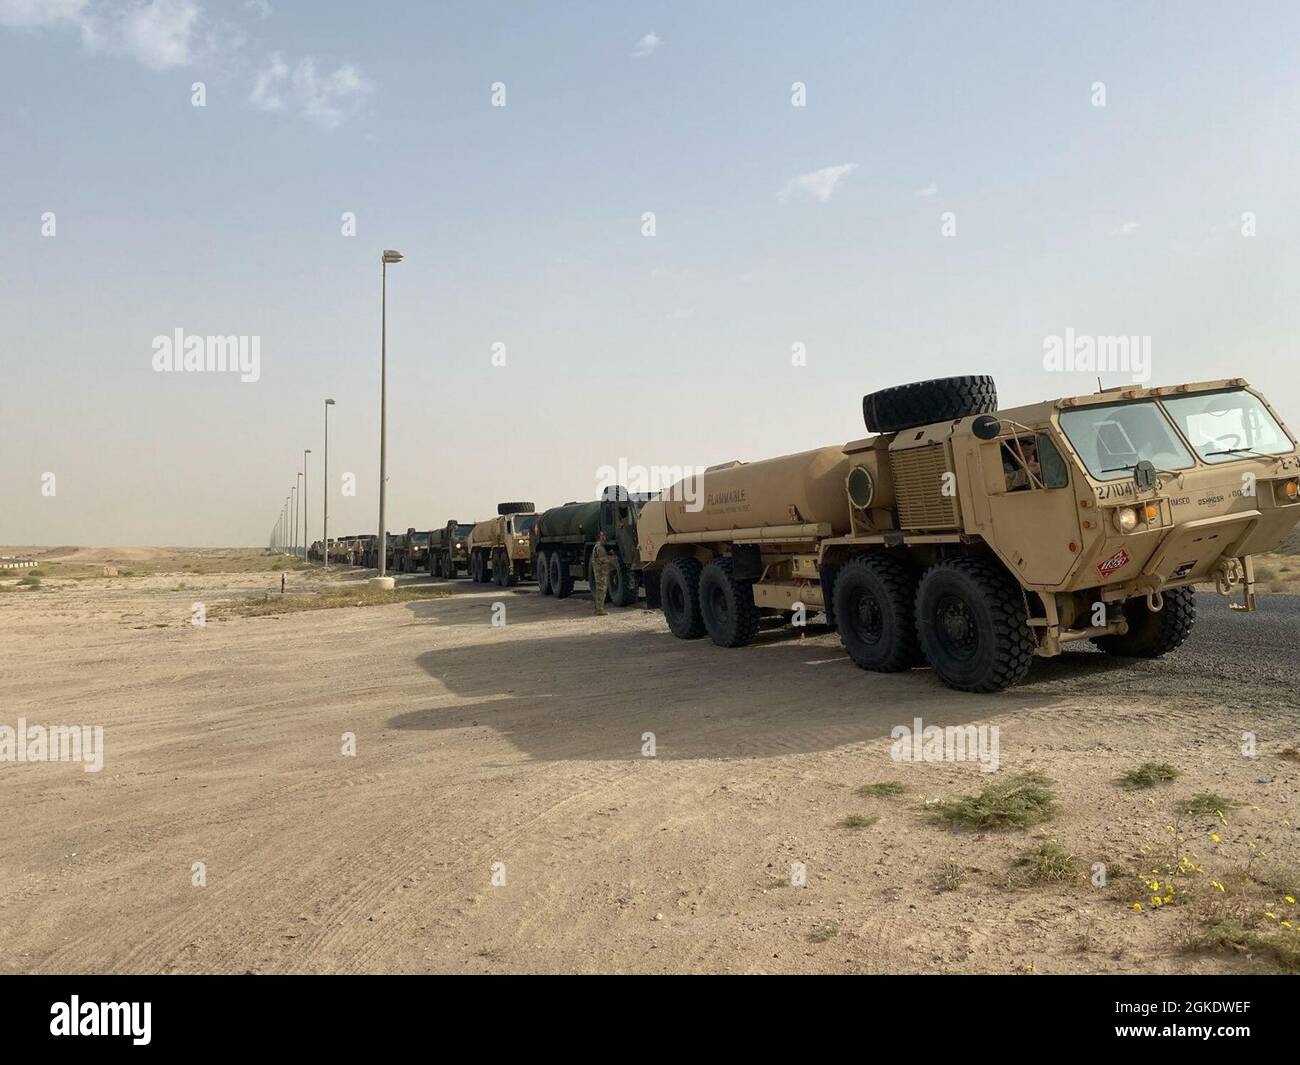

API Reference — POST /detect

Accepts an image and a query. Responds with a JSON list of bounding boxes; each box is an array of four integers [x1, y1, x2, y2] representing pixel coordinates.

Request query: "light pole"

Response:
[[377, 249, 404, 581], [284, 496, 291, 554], [323, 399, 335, 569], [292, 481, 299, 557], [302, 449, 312, 560]]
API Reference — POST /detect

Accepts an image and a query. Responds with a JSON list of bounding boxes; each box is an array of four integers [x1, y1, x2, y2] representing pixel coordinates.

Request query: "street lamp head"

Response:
[[382, 249, 404, 264], [305, 449, 312, 455], [325, 398, 336, 406]]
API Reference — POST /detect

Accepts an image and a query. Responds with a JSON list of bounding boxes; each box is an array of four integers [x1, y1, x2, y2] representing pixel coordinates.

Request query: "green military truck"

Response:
[[534, 489, 650, 606], [362, 534, 399, 570], [392, 528, 431, 573], [428, 520, 475, 579]]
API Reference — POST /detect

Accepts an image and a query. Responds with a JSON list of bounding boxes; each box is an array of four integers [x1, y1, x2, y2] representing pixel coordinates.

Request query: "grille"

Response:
[[890, 445, 959, 529]]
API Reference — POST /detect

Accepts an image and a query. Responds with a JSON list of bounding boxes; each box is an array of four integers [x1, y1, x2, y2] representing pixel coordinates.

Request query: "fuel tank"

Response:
[[536, 501, 601, 540], [660, 445, 883, 536]]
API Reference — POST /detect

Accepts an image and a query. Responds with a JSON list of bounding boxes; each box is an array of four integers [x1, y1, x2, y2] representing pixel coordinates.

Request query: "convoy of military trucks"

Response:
[[316, 376, 1300, 692]]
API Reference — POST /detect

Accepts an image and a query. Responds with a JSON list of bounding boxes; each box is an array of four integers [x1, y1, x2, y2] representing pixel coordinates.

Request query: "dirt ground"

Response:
[[1, 546, 1298, 974]]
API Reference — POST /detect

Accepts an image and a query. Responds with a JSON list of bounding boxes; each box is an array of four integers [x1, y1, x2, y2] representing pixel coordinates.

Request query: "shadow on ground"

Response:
[[385, 589, 1111, 763]]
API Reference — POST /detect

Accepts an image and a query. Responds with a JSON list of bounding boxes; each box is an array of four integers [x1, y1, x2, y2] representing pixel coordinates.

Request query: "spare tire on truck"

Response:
[[497, 502, 535, 515], [862, 375, 997, 434]]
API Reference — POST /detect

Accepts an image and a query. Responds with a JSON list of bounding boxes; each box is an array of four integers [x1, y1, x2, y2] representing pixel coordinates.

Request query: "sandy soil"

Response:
[[1, 548, 1297, 974]]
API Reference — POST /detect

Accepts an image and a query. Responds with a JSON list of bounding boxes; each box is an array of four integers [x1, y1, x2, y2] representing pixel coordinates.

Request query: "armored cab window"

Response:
[[999, 434, 1068, 492], [1161, 388, 1294, 464], [1060, 401, 1194, 480]]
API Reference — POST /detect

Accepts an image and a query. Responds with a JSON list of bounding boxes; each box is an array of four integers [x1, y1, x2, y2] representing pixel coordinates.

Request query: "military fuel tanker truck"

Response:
[[534, 489, 650, 606], [428, 520, 475, 579], [636, 376, 1300, 692], [467, 503, 538, 586]]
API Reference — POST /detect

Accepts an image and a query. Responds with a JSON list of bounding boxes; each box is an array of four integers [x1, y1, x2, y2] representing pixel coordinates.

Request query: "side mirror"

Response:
[[971, 414, 1001, 440], [1134, 460, 1156, 490]]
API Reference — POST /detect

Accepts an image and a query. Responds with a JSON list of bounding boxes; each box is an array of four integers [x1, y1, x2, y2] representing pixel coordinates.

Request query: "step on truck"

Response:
[[467, 503, 538, 586], [533, 487, 652, 606], [428, 520, 475, 579], [636, 376, 1300, 692], [392, 528, 431, 573]]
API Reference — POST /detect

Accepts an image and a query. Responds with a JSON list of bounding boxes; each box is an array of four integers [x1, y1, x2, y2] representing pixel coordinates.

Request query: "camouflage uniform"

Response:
[[590, 541, 613, 616]]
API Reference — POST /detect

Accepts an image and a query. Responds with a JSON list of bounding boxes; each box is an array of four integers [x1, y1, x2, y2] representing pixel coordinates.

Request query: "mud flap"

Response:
[[642, 569, 661, 610]]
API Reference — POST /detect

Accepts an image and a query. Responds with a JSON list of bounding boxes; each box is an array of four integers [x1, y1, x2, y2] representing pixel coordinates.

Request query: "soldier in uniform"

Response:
[[589, 531, 613, 616]]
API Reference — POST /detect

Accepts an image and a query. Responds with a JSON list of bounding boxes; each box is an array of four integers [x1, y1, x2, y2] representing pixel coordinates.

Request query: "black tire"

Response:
[[915, 558, 1034, 692], [494, 548, 512, 587], [698, 557, 760, 648], [660, 557, 706, 639], [832, 556, 921, 672], [536, 550, 552, 595], [474, 552, 487, 583], [863, 375, 998, 434], [1093, 588, 1196, 658], [497, 502, 535, 515], [551, 552, 573, 599], [609, 561, 637, 607]]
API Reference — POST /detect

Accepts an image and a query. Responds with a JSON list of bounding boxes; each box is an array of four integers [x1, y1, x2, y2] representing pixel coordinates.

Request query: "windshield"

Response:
[[1161, 389, 1292, 464], [455, 525, 473, 538], [412, 533, 429, 545], [512, 515, 537, 535], [1059, 401, 1195, 480]]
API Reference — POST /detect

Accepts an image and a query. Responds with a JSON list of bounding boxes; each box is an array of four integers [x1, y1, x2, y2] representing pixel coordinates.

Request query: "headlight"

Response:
[[455, 542, 463, 548], [1277, 478, 1299, 504], [1112, 506, 1139, 533]]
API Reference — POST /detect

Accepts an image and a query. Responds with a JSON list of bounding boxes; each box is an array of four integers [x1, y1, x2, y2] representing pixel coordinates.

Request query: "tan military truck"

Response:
[[467, 502, 539, 586], [636, 376, 1300, 692]]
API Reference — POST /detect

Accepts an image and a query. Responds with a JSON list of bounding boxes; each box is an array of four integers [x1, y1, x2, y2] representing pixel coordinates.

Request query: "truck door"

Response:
[[980, 431, 1081, 586]]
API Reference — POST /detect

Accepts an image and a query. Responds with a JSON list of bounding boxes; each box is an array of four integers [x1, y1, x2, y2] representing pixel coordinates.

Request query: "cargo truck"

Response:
[[467, 503, 538, 586], [392, 528, 431, 573], [636, 376, 1300, 692], [534, 488, 651, 606], [428, 520, 475, 579], [362, 534, 399, 570]]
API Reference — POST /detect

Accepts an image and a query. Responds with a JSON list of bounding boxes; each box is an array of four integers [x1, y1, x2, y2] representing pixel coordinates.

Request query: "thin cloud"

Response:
[[779, 163, 858, 203], [0, 0, 199, 68], [122, 0, 198, 69], [249, 51, 371, 129], [1115, 220, 1140, 235], [914, 182, 938, 197], [632, 31, 660, 58]]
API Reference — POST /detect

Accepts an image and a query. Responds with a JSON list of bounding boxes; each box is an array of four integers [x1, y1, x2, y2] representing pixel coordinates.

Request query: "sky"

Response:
[[2, 0, 1299, 547]]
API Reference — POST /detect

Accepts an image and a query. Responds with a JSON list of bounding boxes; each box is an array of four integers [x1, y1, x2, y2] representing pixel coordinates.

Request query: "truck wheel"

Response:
[[661, 558, 706, 639], [699, 557, 759, 648], [536, 551, 552, 594], [1093, 588, 1196, 658], [863, 375, 998, 434], [494, 548, 510, 586], [609, 562, 638, 607], [497, 501, 535, 515], [551, 552, 573, 599], [833, 556, 920, 672], [472, 552, 485, 583], [915, 558, 1033, 692]]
